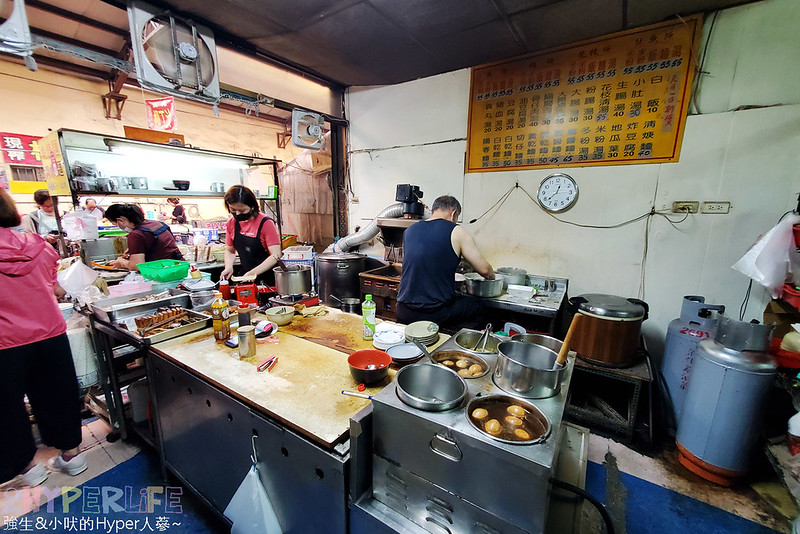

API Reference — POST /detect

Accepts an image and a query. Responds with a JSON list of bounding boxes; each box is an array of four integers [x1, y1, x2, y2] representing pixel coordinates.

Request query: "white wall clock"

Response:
[[537, 173, 578, 213]]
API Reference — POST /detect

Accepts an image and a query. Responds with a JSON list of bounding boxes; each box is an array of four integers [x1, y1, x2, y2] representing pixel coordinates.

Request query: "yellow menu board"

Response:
[[466, 16, 702, 172], [39, 131, 70, 195]]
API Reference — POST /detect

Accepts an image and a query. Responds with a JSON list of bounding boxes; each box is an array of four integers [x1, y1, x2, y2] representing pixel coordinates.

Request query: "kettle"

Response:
[[210, 182, 225, 193]]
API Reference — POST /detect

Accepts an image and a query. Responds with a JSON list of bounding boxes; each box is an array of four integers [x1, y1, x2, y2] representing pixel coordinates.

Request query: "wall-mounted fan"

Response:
[[127, 0, 219, 103], [0, 0, 37, 71], [291, 109, 325, 150]]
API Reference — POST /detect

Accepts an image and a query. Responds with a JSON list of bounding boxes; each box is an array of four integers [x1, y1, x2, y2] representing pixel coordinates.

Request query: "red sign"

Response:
[[146, 96, 178, 131], [0, 133, 42, 166]]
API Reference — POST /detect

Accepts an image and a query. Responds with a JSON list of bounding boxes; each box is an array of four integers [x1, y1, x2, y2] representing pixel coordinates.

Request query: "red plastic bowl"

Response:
[[348, 349, 391, 384]]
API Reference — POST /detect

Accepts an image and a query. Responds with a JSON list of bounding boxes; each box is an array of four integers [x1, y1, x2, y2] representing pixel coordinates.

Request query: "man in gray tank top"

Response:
[[397, 195, 494, 330]]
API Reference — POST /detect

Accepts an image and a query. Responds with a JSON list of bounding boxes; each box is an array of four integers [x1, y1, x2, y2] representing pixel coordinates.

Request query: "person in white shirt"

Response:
[[20, 189, 59, 244], [81, 198, 105, 221]]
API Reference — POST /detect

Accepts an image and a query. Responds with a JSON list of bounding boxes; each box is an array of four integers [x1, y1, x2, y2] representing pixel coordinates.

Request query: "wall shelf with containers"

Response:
[[54, 129, 282, 226]]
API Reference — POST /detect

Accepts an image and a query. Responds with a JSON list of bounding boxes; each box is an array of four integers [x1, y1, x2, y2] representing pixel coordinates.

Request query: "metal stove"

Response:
[[369, 330, 574, 534], [268, 291, 319, 308]]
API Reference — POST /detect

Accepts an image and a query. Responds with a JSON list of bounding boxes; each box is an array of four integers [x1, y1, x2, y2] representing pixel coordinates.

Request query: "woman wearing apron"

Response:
[[106, 204, 183, 271], [220, 185, 281, 285]]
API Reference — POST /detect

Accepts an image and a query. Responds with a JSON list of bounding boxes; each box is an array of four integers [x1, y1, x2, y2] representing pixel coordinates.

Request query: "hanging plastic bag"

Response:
[[224, 463, 282, 534], [732, 214, 800, 298], [61, 213, 98, 240], [57, 260, 99, 298]]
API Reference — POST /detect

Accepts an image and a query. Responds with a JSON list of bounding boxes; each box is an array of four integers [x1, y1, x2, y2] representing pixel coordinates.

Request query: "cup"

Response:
[[238, 326, 256, 359]]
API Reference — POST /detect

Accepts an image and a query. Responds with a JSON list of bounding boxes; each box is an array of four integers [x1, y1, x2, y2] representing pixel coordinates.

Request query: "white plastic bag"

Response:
[[61, 213, 98, 240], [732, 214, 800, 298], [57, 260, 99, 298], [224, 464, 282, 534]]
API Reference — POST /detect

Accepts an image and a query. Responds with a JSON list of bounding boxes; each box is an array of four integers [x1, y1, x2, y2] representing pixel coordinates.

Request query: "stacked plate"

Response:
[[373, 329, 405, 350], [404, 321, 440, 346], [386, 343, 425, 366]]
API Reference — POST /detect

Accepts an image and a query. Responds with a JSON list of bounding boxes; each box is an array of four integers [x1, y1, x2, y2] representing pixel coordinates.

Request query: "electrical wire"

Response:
[[550, 478, 616, 534], [739, 279, 753, 321]]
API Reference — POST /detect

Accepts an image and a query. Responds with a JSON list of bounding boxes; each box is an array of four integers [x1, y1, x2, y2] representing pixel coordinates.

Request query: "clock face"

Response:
[[537, 173, 578, 213]]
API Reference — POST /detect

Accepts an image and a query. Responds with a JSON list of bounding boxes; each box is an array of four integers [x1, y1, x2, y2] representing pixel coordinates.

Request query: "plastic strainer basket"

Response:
[[138, 259, 190, 282]]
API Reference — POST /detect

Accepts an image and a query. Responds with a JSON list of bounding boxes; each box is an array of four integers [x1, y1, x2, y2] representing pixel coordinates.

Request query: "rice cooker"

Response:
[[568, 293, 648, 367]]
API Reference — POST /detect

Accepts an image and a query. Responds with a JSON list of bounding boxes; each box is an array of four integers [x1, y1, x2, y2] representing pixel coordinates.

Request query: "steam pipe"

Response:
[[328, 203, 404, 253]]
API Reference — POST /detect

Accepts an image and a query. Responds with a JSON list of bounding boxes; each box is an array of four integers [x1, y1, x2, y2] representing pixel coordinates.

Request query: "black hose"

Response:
[[549, 477, 616, 534]]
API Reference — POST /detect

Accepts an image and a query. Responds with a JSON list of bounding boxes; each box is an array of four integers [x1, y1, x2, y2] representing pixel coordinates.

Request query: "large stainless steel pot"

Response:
[[494, 341, 563, 399], [568, 293, 648, 367], [496, 267, 526, 288], [395, 363, 466, 411], [273, 264, 312, 296], [316, 252, 365, 307], [463, 273, 504, 297], [511, 333, 562, 353]]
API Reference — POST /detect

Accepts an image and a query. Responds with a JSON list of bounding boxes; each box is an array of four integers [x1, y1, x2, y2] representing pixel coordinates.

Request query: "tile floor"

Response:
[[1, 418, 796, 533]]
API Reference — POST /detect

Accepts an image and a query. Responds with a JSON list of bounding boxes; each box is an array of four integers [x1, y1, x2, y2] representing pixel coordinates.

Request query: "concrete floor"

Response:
[[585, 434, 796, 533], [1, 419, 796, 533]]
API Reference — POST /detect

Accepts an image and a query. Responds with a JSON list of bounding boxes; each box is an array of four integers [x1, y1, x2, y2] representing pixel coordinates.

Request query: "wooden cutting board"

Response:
[[278, 308, 376, 353], [152, 320, 392, 449]]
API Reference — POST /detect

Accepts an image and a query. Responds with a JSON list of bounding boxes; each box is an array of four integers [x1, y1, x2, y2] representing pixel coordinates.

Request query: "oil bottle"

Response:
[[211, 292, 231, 342]]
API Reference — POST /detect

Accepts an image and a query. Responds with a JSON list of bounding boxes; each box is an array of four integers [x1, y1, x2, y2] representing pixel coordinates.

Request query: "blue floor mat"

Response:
[[585, 461, 782, 534], [7, 450, 227, 534]]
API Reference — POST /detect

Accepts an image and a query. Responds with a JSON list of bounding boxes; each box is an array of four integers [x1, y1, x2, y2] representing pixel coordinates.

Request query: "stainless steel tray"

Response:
[[121, 309, 211, 345], [91, 288, 189, 323]]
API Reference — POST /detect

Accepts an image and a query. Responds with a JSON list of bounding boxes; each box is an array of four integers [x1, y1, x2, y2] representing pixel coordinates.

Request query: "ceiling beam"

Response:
[[24, 0, 130, 38], [0, 51, 111, 80], [99, 0, 348, 94], [0, 53, 290, 127]]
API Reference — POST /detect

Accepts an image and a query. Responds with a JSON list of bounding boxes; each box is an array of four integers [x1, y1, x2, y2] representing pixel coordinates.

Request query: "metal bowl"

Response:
[[494, 341, 564, 399], [454, 329, 501, 354], [430, 349, 490, 379], [395, 362, 466, 411], [466, 395, 550, 445], [511, 333, 563, 353], [463, 273, 504, 298], [496, 267, 527, 288]]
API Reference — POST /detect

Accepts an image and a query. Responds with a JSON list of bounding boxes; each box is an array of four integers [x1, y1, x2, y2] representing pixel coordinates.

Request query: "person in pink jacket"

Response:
[[0, 189, 86, 487]]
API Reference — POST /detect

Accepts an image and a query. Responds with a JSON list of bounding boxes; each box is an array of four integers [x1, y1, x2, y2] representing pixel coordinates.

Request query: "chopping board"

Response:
[[278, 308, 376, 353], [152, 322, 392, 448]]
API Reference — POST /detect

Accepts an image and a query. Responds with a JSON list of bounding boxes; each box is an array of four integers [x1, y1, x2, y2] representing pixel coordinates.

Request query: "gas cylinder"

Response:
[[661, 296, 725, 434], [676, 316, 775, 486]]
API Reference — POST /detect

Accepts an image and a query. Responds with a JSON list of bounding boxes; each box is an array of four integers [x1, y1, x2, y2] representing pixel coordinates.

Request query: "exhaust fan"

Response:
[[127, 0, 219, 103], [291, 109, 325, 150], [0, 0, 37, 71]]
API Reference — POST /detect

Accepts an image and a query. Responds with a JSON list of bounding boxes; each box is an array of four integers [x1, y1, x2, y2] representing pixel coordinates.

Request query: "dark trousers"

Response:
[[397, 295, 487, 331], [0, 334, 82, 483]]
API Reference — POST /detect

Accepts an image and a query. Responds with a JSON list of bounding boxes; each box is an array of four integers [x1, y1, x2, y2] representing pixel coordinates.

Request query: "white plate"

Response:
[[374, 329, 405, 345], [254, 320, 279, 336], [387, 343, 424, 361]]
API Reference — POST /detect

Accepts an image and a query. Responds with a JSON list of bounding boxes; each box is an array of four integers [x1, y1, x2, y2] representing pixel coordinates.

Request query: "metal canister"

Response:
[[238, 326, 256, 359], [676, 316, 775, 485], [661, 296, 724, 434]]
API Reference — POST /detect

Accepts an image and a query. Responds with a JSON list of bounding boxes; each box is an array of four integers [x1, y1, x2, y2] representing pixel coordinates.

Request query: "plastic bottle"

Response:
[[211, 291, 231, 342], [219, 279, 231, 299], [362, 294, 376, 340]]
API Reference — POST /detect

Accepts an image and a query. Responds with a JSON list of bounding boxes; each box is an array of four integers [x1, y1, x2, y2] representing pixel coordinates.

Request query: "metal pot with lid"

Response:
[[568, 293, 648, 367], [315, 252, 366, 307]]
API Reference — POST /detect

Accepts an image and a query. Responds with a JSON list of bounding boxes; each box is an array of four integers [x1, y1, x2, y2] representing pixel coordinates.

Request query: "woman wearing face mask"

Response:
[[220, 185, 281, 285], [105, 204, 183, 271], [20, 189, 59, 245]]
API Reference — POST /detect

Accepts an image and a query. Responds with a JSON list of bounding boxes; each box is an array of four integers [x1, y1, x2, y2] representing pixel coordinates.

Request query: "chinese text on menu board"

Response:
[[466, 16, 701, 173]]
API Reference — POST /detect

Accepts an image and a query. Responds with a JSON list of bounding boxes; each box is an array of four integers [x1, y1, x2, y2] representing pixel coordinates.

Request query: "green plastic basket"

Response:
[[138, 259, 190, 282]]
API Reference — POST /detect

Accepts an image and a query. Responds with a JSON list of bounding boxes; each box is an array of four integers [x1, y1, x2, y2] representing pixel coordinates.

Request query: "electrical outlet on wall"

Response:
[[701, 201, 731, 214], [672, 201, 699, 213]]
